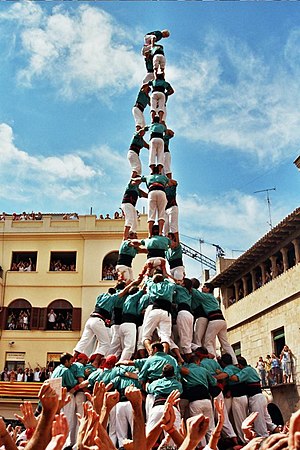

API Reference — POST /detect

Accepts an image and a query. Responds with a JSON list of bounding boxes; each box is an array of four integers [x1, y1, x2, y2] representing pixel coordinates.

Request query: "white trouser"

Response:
[[150, 92, 166, 116], [121, 202, 138, 232], [189, 399, 214, 446], [249, 393, 276, 437], [164, 205, 178, 234], [119, 322, 137, 360], [153, 54, 166, 72], [145, 392, 155, 421], [149, 137, 164, 167], [143, 72, 154, 84], [148, 190, 167, 222], [176, 310, 194, 354], [116, 400, 133, 446], [163, 152, 171, 175], [110, 324, 122, 358], [127, 150, 142, 176], [170, 266, 185, 282], [132, 106, 146, 130], [146, 404, 180, 443], [204, 319, 238, 364], [63, 393, 76, 449], [109, 406, 117, 445], [142, 307, 171, 345], [116, 264, 134, 282], [74, 316, 110, 357], [215, 391, 237, 439], [224, 395, 248, 443], [192, 317, 208, 349]]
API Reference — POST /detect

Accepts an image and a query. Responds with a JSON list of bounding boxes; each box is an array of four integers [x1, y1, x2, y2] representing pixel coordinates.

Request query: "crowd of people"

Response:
[[0, 363, 54, 383], [47, 310, 73, 331], [49, 260, 76, 272], [102, 265, 118, 281], [256, 347, 296, 387], [10, 259, 35, 272], [7, 310, 31, 330], [1, 29, 299, 450]]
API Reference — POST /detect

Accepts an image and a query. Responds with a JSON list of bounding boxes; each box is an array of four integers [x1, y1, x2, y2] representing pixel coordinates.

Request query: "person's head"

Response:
[[141, 84, 150, 94], [191, 278, 200, 289], [162, 364, 175, 378], [155, 72, 165, 80], [102, 355, 117, 369], [76, 353, 89, 364], [152, 224, 160, 235], [129, 231, 137, 239], [166, 129, 174, 137], [237, 356, 247, 368], [202, 282, 214, 293], [128, 286, 139, 295], [152, 273, 164, 284], [182, 278, 192, 292], [151, 165, 160, 175], [115, 281, 126, 291], [195, 347, 209, 360], [60, 352, 74, 367], [189, 354, 201, 365], [152, 115, 160, 123], [220, 353, 233, 366], [151, 342, 164, 353], [108, 287, 116, 295], [259, 356, 263, 361], [162, 29, 170, 38]]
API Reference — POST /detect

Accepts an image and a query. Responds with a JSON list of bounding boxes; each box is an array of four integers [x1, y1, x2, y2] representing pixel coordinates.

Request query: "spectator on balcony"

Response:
[[271, 353, 281, 384], [47, 309, 57, 330], [280, 345, 295, 384]]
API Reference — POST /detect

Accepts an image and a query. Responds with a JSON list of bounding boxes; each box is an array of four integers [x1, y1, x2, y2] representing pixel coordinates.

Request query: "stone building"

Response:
[[211, 206, 300, 421], [0, 213, 148, 370]]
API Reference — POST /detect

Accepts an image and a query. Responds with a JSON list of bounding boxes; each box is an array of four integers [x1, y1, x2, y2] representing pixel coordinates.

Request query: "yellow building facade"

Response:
[[211, 207, 300, 420], [0, 214, 148, 369]]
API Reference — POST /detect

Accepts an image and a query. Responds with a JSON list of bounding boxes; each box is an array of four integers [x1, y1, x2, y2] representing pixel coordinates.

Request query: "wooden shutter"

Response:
[[72, 308, 82, 331]]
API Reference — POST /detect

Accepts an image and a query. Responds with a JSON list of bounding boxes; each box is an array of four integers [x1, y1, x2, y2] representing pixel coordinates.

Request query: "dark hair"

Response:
[[60, 352, 73, 365], [152, 224, 159, 235], [153, 115, 160, 123], [129, 286, 139, 295], [168, 232, 176, 240], [237, 356, 247, 367], [204, 282, 214, 293], [153, 273, 164, 283], [115, 281, 126, 291], [152, 342, 164, 352], [189, 354, 201, 364], [220, 353, 233, 366], [108, 288, 116, 295], [162, 363, 175, 378], [191, 278, 200, 289], [195, 346, 208, 355], [183, 278, 192, 292]]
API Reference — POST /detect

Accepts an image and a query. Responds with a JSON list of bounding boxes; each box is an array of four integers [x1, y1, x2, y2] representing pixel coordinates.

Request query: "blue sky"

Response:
[[0, 1, 299, 277]]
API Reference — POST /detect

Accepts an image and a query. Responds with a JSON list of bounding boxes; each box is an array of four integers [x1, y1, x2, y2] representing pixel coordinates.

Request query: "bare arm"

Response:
[[25, 383, 59, 450], [0, 417, 18, 450], [125, 386, 146, 450]]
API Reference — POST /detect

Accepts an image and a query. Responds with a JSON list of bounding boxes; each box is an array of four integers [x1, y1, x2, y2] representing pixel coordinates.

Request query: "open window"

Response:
[[272, 326, 285, 356], [47, 299, 73, 330], [49, 251, 77, 271], [102, 251, 118, 280], [11, 252, 37, 272], [6, 299, 32, 330]]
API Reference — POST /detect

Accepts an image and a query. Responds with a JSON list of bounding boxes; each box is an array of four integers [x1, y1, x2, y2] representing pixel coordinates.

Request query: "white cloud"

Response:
[[167, 31, 300, 163], [0, 1, 43, 27], [0, 123, 128, 211], [12, 4, 143, 99]]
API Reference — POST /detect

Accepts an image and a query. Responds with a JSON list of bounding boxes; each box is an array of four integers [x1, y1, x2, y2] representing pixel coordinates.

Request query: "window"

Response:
[[272, 327, 285, 356], [102, 251, 118, 280], [49, 251, 77, 271], [232, 342, 241, 357], [47, 300, 73, 330], [11, 251, 37, 272], [6, 299, 32, 330], [5, 352, 26, 372]]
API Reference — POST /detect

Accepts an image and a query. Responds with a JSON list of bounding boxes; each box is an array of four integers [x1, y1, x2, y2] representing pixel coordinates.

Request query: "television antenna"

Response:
[[254, 187, 276, 229]]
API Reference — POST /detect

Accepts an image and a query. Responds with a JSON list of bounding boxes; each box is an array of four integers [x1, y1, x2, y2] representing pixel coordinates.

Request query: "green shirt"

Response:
[[95, 292, 120, 315], [236, 366, 260, 384], [136, 89, 150, 108], [166, 244, 182, 262], [87, 367, 119, 389], [146, 278, 176, 303], [51, 364, 77, 389], [70, 362, 85, 379], [138, 352, 179, 383], [182, 363, 217, 390], [141, 173, 169, 189], [122, 290, 144, 317], [118, 240, 138, 258], [200, 358, 222, 375], [141, 235, 171, 251], [147, 376, 183, 398], [174, 285, 192, 308]]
